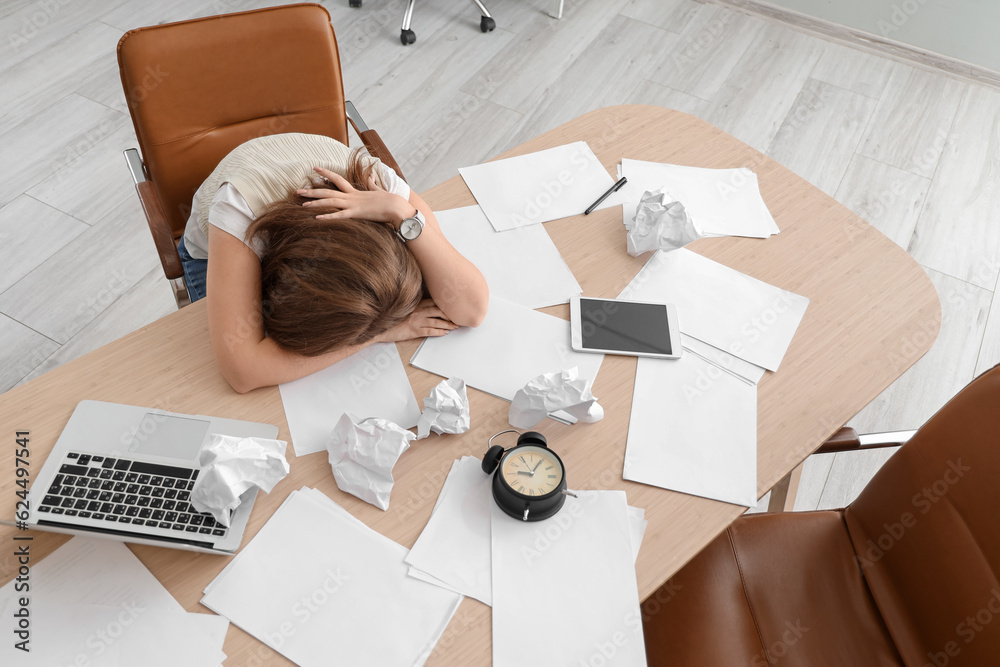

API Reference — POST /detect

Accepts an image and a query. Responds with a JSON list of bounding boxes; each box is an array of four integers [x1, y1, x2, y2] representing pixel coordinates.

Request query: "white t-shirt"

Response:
[[181, 162, 411, 260]]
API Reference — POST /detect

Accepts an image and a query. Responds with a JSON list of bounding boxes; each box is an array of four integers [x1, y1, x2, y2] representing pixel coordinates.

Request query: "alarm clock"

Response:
[[481, 430, 568, 522]]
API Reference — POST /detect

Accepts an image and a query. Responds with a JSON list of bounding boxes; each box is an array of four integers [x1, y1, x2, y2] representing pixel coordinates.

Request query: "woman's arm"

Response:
[[207, 225, 456, 393], [300, 169, 490, 328]]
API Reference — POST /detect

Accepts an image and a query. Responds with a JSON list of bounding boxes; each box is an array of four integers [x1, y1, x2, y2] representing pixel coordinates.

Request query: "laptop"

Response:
[[27, 400, 279, 555]]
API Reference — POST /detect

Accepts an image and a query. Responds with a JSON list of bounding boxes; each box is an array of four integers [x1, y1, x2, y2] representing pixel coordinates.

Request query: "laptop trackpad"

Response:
[[129, 413, 210, 461]]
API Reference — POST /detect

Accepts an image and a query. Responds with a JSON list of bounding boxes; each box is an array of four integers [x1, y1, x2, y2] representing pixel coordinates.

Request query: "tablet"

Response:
[[570, 296, 682, 359]]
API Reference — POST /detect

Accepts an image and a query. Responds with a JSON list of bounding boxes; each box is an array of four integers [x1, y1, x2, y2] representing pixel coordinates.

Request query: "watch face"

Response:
[[499, 445, 564, 497], [401, 217, 422, 240]]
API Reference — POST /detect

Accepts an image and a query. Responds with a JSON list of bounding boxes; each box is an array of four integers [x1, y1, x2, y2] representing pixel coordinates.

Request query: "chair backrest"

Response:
[[845, 364, 1000, 665], [117, 3, 349, 240]]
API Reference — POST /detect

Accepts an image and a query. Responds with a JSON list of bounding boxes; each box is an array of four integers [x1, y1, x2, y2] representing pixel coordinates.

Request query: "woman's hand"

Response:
[[297, 167, 413, 224], [374, 299, 460, 343]]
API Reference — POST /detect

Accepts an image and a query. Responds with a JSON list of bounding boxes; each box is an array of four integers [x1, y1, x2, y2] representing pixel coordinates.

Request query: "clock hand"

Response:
[[531, 460, 543, 473], [517, 471, 533, 476]]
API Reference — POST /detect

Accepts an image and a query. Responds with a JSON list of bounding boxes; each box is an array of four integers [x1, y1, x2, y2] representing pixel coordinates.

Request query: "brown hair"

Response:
[[247, 151, 423, 356]]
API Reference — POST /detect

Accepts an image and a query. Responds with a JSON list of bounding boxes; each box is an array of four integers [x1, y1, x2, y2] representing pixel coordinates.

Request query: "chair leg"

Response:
[[548, 0, 564, 19], [170, 277, 191, 309], [400, 0, 416, 45], [767, 462, 804, 513], [469, 0, 495, 32]]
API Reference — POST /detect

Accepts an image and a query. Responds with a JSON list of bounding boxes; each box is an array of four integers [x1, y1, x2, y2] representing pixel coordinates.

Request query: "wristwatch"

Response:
[[397, 210, 425, 243]]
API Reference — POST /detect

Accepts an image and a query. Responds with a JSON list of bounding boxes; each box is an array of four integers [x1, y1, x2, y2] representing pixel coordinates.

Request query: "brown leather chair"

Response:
[[117, 3, 403, 308], [643, 364, 1000, 666]]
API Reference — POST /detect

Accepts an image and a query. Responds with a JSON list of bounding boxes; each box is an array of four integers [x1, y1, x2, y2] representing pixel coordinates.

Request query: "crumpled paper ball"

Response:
[[626, 188, 703, 257], [190, 434, 290, 527], [327, 413, 416, 510], [508, 367, 605, 429], [416, 377, 471, 440]]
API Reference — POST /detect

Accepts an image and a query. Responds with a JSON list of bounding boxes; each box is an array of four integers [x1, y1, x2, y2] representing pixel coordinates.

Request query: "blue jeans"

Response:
[[177, 236, 208, 303]]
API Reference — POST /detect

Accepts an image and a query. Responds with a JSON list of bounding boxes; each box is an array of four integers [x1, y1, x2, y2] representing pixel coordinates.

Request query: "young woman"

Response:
[[176, 133, 489, 393]]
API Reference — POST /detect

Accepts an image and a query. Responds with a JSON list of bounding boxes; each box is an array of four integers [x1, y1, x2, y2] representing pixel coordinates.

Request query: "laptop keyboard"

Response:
[[37, 451, 229, 538]]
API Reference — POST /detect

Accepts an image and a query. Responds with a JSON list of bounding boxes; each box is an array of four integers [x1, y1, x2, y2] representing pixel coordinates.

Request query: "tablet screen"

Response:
[[579, 298, 672, 355]]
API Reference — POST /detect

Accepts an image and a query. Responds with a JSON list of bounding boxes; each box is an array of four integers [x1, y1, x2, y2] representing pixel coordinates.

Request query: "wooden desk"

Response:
[[0, 106, 940, 665]]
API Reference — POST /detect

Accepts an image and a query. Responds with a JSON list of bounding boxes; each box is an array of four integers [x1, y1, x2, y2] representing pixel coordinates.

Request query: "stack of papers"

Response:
[[406, 457, 494, 605], [410, 297, 604, 421], [491, 490, 647, 666], [201, 488, 462, 667], [620, 248, 809, 374], [619, 249, 808, 506], [279, 342, 421, 457], [626, 353, 758, 506], [617, 159, 780, 239], [436, 205, 581, 308], [459, 142, 630, 232], [406, 458, 647, 609], [0, 538, 228, 666]]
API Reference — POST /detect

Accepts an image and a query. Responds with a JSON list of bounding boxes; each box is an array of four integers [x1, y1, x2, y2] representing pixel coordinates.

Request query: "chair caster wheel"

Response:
[[480, 17, 495, 32], [349, 0, 361, 7], [400, 29, 416, 45]]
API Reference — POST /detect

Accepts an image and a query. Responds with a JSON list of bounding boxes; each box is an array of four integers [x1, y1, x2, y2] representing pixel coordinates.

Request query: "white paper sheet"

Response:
[[416, 377, 471, 439], [191, 434, 290, 526], [619, 159, 780, 238], [460, 142, 629, 232], [279, 342, 421, 457], [201, 488, 462, 667], [327, 413, 415, 510], [625, 353, 758, 507], [621, 248, 808, 371], [508, 366, 604, 429], [407, 459, 649, 607], [405, 457, 494, 605], [410, 297, 605, 410], [436, 205, 582, 308], [491, 491, 646, 666], [681, 335, 767, 385], [0, 538, 227, 667], [626, 188, 704, 256]]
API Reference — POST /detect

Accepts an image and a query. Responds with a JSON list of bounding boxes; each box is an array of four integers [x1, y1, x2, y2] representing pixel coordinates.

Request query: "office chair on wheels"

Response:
[[349, 0, 496, 45], [117, 3, 405, 308], [643, 363, 1000, 666]]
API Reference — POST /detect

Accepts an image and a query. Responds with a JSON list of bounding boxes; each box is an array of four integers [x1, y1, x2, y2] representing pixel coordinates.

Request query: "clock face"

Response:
[[500, 445, 564, 497], [401, 217, 421, 240]]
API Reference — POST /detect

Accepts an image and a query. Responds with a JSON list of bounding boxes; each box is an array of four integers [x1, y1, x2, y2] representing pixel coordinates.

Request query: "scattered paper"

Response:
[[436, 205, 582, 308], [405, 457, 494, 605], [681, 334, 767, 385], [625, 353, 757, 507], [0, 538, 228, 667], [460, 142, 629, 232], [191, 434, 290, 527], [202, 488, 462, 667], [626, 188, 704, 256], [492, 491, 646, 666], [406, 458, 648, 607], [327, 413, 416, 510], [620, 248, 809, 371], [416, 377, 471, 439], [508, 367, 604, 429], [279, 342, 421, 457], [618, 159, 779, 238], [411, 297, 604, 423]]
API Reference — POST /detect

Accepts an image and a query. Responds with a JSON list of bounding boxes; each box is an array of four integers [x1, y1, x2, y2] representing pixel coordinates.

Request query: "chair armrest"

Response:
[[345, 101, 407, 183], [136, 180, 184, 280], [814, 427, 915, 454], [768, 427, 916, 512]]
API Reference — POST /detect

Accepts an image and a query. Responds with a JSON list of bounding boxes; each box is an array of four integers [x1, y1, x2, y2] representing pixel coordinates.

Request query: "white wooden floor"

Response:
[[2, 0, 998, 512]]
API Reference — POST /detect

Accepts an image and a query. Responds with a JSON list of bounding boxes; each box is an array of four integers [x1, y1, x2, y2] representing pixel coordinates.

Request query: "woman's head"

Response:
[[247, 190, 423, 357]]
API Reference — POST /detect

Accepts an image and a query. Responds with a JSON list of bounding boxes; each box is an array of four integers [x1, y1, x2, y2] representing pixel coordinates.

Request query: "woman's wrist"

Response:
[[389, 196, 419, 229]]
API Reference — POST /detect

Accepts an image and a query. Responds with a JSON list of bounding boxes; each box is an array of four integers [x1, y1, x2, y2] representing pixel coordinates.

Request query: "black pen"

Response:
[[584, 177, 627, 215]]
